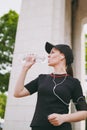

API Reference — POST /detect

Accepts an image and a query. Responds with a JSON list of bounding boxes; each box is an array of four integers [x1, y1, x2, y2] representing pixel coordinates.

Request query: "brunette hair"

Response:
[[66, 65, 73, 77]]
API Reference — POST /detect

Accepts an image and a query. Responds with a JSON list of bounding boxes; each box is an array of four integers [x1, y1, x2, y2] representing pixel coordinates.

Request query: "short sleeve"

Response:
[[72, 79, 87, 111], [24, 76, 39, 95]]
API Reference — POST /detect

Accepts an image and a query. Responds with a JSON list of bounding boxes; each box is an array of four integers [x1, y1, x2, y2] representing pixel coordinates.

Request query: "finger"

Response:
[[49, 121, 59, 126], [48, 117, 58, 122], [26, 55, 35, 62], [48, 117, 56, 122], [48, 114, 56, 120], [49, 120, 56, 124], [49, 119, 60, 126]]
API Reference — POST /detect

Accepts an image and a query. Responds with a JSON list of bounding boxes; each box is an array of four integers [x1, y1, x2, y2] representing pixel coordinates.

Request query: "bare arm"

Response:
[[48, 111, 87, 126], [63, 111, 87, 122], [14, 55, 35, 98], [14, 68, 30, 97]]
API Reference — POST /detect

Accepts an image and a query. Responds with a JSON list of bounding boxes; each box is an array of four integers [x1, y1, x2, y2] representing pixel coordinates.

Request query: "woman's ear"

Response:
[[60, 53, 65, 59]]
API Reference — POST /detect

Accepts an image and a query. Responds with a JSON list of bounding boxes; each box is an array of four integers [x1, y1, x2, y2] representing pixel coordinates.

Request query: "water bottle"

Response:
[[21, 53, 47, 64], [35, 55, 47, 63]]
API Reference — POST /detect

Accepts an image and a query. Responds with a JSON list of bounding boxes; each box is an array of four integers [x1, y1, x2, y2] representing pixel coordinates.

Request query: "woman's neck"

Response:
[[53, 64, 67, 74]]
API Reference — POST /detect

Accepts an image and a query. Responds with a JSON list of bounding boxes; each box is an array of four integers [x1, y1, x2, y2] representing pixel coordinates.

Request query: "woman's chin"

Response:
[[48, 62, 54, 66]]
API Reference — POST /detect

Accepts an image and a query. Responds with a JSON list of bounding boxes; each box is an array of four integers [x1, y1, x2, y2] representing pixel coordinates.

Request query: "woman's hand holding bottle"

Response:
[[23, 54, 36, 71]]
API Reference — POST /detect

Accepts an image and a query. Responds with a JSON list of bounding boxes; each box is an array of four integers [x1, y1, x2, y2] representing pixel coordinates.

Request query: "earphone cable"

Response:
[[52, 74, 69, 106]]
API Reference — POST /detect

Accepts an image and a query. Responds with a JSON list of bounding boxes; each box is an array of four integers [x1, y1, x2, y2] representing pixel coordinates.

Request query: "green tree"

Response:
[[0, 10, 19, 93], [0, 93, 7, 118]]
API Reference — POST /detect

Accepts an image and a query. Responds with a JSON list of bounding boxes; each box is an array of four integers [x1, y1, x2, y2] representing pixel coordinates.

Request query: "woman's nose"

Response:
[[48, 54, 50, 58]]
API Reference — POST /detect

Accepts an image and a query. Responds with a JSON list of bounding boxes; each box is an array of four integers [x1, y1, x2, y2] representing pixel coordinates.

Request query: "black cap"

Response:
[[45, 42, 74, 66]]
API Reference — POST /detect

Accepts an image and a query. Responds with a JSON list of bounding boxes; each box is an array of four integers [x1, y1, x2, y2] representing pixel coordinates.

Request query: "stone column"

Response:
[[3, 0, 66, 130], [71, 0, 87, 130]]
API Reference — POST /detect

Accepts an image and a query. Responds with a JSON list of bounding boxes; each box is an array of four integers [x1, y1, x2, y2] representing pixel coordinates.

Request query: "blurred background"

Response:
[[0, 0, 21, 129], [0, 0, 87, 130]]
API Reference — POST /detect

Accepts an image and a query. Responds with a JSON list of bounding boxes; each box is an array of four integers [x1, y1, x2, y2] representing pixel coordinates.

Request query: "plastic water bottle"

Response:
[[21, 54, 47, 64], [35, 55, 47, 63]]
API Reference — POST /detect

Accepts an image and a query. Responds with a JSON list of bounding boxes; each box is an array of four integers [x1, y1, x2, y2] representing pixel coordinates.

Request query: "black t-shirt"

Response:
[[25, 74, 87, 127]]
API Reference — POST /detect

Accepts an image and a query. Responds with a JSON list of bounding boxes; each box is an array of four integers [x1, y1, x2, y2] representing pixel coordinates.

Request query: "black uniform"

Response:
[[25, 74, 87, 130]]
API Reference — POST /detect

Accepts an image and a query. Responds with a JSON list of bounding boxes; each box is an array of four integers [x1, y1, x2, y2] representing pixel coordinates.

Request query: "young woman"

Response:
[[14, 42, 87, 130]]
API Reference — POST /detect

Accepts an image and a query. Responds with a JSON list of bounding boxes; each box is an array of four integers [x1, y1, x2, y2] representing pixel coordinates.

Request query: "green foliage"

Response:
[[85, 34, 87, 38], [0, 93, 7, 118], [0, 10, 19, 93], [0, 73, 10, 93]]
